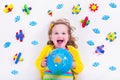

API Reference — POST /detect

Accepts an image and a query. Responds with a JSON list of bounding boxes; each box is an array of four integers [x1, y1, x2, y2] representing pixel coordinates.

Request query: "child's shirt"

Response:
[[35, 45, 84, 80], [43, 67, 73, 80]]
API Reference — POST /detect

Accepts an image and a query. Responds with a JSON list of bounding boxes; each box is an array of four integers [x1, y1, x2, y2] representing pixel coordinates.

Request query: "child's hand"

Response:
[[72, 61, 76, 69], [41, 57, 47, 67]]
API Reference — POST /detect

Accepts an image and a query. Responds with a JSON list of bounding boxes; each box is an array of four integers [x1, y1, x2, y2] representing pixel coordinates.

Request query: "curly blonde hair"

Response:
[[47, 18, 78, 48]]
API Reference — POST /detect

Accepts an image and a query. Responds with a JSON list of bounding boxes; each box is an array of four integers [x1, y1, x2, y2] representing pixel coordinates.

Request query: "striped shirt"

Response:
[[43, 68, 73, 80]]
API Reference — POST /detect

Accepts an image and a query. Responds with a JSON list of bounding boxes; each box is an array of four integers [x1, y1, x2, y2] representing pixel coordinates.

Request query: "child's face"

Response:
[[50, 24, 69, 49]]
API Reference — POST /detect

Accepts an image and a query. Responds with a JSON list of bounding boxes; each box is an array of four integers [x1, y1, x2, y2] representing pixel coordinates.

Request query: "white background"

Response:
[[0, 0, 120, 80]]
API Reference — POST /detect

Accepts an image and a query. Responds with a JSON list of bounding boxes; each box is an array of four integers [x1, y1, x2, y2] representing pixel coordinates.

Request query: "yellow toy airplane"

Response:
[[3, 4, 14, 13]]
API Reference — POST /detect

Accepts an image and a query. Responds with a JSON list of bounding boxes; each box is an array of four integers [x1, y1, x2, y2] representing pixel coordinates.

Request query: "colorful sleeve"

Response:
[[68, 46, 84, 74], [35, 45, 53, 77]]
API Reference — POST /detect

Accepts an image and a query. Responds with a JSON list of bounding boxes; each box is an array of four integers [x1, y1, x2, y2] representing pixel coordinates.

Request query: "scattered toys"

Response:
[[31, 40, 39, 45], [22, 4, 32, 15], [93, 28, 100, 34], [56, 4, 63, 9], [4, 42, 11, 48], [80, 16, 90, 28], [15, 16, 20, 22], [87, 40, 94, 46], [72, 4, 81, 14], [95, 45, 104, 55], [3, 4, 14, 13], [109, 2, 117, 8], [89, 3, 98, 12], [11, 70, 19, 75], [13, 52, 23, 64], [106, 32, 117, 42], [92, 62, 100, 67], [29, 21, 37, 26], [109, 66, 116, 71], [102, 15, 110, 20], [16, 30, 25, 42], [1, 1, 119, 75], [47, 10, 52, 16]]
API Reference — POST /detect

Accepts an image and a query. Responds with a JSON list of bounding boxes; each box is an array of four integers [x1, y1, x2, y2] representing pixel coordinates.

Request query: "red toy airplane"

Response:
[[80, 16, 90, 28]]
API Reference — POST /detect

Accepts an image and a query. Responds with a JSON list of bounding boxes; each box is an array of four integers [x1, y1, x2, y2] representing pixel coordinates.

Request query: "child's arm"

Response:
[[35, 45, 53, 77], [72, 52, 84, 74], [35, 47, 47, 75], [68, 46, 84, 74]]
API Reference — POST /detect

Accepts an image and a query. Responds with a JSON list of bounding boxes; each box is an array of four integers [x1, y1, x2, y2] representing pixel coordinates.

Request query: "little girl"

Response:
[[35, 18, 84, 80]]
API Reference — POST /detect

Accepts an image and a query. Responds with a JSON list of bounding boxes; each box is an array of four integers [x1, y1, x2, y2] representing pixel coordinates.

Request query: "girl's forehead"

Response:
[[52, 24, 69, 30]]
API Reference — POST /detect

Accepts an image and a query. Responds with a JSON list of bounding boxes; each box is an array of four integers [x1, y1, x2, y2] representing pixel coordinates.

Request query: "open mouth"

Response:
[[57, 40, 64, 44]]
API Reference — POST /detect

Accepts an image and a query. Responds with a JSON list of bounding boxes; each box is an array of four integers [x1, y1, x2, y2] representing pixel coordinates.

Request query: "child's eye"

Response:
[[55, 32, 58, 35], [62, 33, 66, 35]]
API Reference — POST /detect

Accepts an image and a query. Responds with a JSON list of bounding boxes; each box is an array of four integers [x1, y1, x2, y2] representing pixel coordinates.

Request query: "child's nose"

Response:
[[58, 34, 63, 37]]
